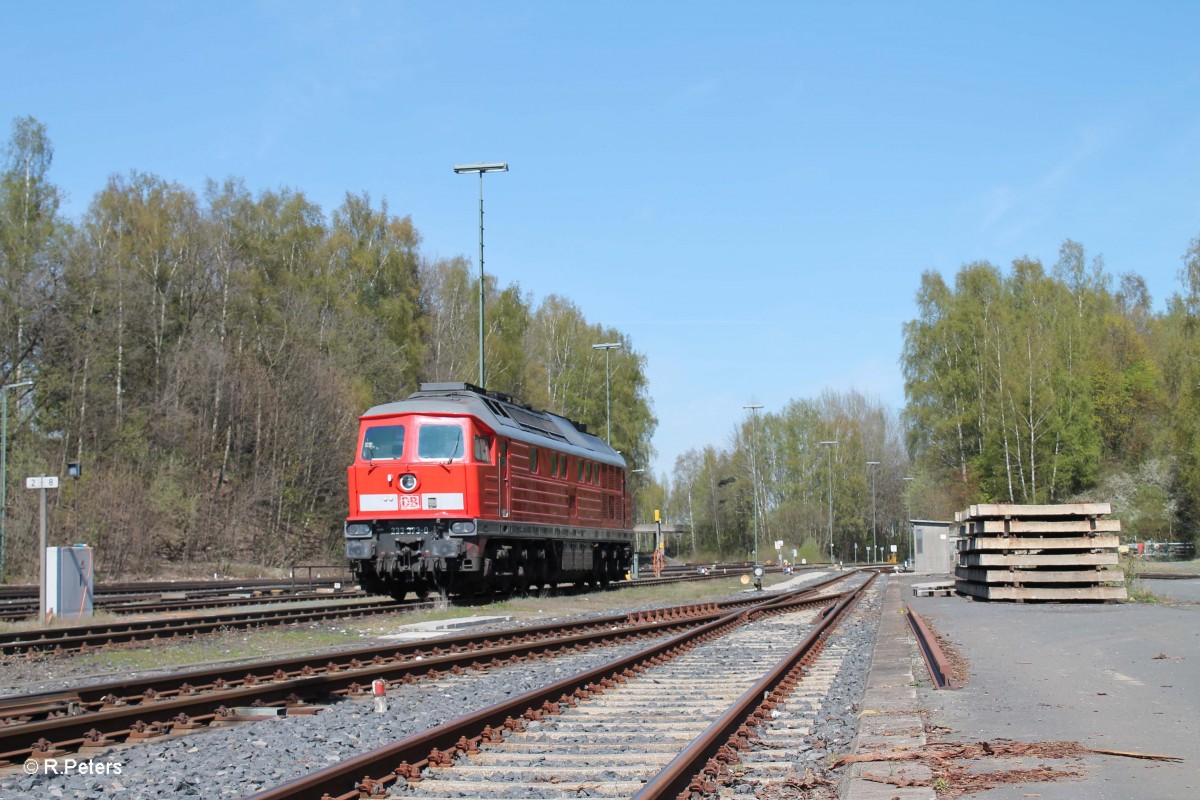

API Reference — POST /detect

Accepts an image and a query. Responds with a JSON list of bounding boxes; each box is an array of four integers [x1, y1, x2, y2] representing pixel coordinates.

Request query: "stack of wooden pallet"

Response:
[[954, 503, 1126, 602]]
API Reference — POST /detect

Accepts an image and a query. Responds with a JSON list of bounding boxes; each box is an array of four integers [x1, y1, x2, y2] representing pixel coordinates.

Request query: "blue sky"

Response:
[[4, 2, 1199, 476]]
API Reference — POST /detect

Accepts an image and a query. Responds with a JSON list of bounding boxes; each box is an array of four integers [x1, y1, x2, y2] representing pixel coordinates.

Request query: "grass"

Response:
[[1120, 555, 1161, 604], [352, 574, 789, 635], [5, 572, 790, 671], [0, 608, 127, 635], [57, 628, 367, 673], [1133, 557, 1200, 574]]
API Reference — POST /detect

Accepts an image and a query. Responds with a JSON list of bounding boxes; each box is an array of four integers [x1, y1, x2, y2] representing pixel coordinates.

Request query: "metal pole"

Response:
[[38, 485, 46, 623], [455, 162, 507, 388], [872, 466, 877, 562], [867, 461, 880, 563], [828, 458, 833, 563], [476, 171, 485, 387], [821, 441, 837, 563], [1, 379, 34, 581], [744, 405, 763, 569], [1, 389, 7, 582], [604, 347, 612, 443], [904, 476, 915, 567], [825, 462, 835, 563], [592, 343, 621, 444]]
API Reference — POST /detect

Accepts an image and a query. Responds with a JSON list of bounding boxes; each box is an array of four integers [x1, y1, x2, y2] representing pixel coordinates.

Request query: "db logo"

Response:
[[399, 495, 420, 510]]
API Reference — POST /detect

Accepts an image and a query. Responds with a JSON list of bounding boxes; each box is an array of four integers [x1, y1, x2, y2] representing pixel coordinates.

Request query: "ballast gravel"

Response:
[[784, 575, 885, 785], [1, 570, 880, 799], [2, 634, 677, 799]]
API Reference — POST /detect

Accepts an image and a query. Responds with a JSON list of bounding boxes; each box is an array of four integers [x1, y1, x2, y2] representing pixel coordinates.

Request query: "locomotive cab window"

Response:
[[417, 424, 465, 460], [474, 436, 492, 463], [361, 425, 405, 460], [529, 446, 539, 473]]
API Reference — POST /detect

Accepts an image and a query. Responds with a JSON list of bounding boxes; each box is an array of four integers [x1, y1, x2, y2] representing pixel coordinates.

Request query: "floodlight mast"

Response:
[[820, 441, 838, 563], [867, 460, 881, 562], [1, 379, 34, 581], [453, 162, 509, 387], [744, 404, 764, 578], [592, 343, 622, 443]]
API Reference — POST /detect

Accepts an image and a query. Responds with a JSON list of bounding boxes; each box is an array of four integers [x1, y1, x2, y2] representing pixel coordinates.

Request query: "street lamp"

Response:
[[903, 476, 915, 566], [1, 379, 34, 581], [820, 440, 837, 564], [453, 161, 508, 388], [592, 343, 622, 443], [867, 460, 880, 563], [744, 404, 763, 579]]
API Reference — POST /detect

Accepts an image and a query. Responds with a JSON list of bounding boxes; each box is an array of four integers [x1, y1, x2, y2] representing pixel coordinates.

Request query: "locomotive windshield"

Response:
[[417, 424, 465, 460], [361, 424, 405, 460]]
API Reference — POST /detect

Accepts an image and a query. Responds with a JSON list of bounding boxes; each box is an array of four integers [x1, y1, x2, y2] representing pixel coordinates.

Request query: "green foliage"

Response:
[[0, 116, 658, 579], [666, 391, 910, 564], [901, 238, 1200, 541]]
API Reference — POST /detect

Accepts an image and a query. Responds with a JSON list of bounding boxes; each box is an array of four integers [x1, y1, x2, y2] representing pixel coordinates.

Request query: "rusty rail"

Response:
[[0, 598, 411, 656], [633, 574, 874, 800], [0, 579, 850, 767], [242, 586, 842, 800], [905, 603, 956, 689]]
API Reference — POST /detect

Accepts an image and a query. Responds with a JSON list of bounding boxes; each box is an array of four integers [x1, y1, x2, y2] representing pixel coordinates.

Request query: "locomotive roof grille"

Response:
[[504, 404, 569, 442], [361, 382, 618, 465]]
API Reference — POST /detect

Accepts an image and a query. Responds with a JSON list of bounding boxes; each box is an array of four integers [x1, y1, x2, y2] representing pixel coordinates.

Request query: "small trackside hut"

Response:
[[344, 383, 633, 599]]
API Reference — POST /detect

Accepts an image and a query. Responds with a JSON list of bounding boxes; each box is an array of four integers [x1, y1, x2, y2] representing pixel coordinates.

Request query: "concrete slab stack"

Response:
[[953, 503, 1127, 602]]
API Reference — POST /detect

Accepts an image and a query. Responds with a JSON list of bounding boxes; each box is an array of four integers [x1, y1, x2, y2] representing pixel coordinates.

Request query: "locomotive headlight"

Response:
[[345, 523, 372, 538], [398, 473, 418, 492], [450, 521, 476, 535]]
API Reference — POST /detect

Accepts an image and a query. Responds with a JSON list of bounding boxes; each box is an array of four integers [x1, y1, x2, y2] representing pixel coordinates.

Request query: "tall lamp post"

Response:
[[820, 440, 837, 564], [903, 476, 915, 567], [1, 379, 34, 581], [743, 404, 764, 574], [453, 162, 508, 388], [629, 467, 645, 579], [592, 343, 622, 443], [866, 460, 880, 563]]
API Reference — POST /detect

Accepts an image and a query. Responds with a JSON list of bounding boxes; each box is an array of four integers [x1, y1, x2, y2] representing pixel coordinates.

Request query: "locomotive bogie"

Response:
[[345, 383, 633, 598]]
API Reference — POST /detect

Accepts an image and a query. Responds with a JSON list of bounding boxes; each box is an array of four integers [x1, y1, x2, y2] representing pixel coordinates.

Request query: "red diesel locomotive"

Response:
[[344, 383, 633, 599]]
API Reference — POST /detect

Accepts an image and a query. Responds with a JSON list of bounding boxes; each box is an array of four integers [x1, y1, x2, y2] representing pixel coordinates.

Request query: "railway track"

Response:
[[0, 574, 851, 770], [0, 564, 765, 623], [0, 565, 787, 657], [242, 573, 874, 800], [0, 576, 349, 607], [0, 587, 365, 623], [0, 597, 411, 657]]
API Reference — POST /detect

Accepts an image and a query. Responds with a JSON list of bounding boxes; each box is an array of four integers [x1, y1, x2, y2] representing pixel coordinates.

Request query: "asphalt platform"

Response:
[[843, 573, 1200, 799]]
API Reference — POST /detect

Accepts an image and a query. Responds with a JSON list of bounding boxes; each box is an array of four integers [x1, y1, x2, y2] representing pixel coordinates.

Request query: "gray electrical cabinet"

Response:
[[45, 545, 94, 621], [911, 520, 955, 574]]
